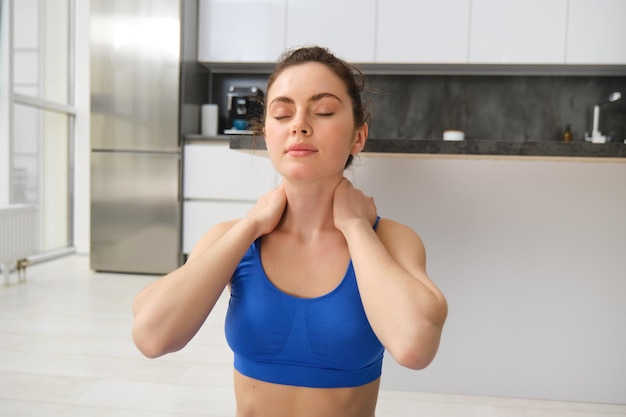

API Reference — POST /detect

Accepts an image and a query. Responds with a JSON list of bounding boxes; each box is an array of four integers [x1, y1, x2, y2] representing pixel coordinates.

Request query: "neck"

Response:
[[278, 176, 344, 239]]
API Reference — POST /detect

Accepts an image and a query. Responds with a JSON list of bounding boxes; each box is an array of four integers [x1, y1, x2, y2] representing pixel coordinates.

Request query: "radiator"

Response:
[[0, 205, 38, 285]]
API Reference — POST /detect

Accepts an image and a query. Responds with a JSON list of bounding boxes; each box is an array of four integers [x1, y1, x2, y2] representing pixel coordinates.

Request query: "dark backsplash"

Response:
[[210, 73, 626, 143], [365, 75, 626, 142]]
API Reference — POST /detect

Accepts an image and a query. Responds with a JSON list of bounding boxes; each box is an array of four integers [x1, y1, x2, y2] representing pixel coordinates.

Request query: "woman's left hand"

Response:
[[333, 178, 377, 232]]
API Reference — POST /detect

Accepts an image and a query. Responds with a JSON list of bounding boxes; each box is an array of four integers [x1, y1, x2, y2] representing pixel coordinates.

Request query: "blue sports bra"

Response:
[[225, 217, 384, 388]]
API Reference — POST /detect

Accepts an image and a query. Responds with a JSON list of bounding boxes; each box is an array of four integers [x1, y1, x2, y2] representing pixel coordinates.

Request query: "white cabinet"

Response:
[[566, 0, 626, 64], [197, 0, 286, 62], [285, 0, 377, 62], [184, 142, 276, 200], [376, 0, 470, 64], [197, 0, 625, 66], [182, 141, 277, 254], [469, 0, 567, 64], [183, 201, 255, 254]]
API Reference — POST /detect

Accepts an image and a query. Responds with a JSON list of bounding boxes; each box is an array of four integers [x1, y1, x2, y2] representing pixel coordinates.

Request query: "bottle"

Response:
[[563, 124, 572, 142]]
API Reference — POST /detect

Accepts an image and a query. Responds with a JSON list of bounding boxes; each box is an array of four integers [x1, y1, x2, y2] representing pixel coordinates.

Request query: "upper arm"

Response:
[[376, 218, 445, 300]]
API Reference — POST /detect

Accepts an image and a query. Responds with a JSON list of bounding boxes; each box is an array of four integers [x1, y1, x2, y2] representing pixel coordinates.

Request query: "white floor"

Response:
[[1, 255, 625, 417]]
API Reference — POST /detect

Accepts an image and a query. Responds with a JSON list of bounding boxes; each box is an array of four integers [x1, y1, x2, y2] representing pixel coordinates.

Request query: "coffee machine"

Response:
[[225, 86, 264, 134]]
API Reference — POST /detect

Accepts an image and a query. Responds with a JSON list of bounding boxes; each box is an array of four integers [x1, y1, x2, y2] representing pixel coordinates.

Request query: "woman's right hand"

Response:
[[245, 184, 287, 237]]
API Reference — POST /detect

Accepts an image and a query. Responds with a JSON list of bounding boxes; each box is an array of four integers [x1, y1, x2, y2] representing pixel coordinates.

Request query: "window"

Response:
[[1, 0, 75, 255]]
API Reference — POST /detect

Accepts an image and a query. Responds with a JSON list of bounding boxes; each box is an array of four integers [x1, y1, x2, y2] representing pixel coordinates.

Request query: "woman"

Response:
[[132, 46, 447, 417]]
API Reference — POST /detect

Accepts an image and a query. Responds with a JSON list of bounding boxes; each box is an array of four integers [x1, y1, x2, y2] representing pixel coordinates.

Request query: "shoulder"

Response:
[[376, 218, 423, 244], [187, 219, 242, 262], [375, 218, 426, 266]]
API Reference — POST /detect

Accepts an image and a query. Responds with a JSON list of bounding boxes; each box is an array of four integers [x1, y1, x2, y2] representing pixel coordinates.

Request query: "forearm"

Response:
[[132, 218, 260, 358], [342, 219, 447, 369]]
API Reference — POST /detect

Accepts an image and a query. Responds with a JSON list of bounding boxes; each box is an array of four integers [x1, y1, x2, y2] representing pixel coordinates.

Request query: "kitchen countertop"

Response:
[[184, 134, 626, 161], [220, 135, 626, 161]]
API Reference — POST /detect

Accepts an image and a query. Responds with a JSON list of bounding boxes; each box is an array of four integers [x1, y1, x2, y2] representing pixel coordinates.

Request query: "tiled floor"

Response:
[[1, 255, 625, 417]]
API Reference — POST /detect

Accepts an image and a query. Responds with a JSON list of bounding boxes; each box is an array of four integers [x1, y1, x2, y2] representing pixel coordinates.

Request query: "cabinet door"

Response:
[[183, 200, 254, 254], [197, 0, 286, 62], [377, 0, 470, 64], [469, 0, 567, 64], [566, 0, 626, 64], [183, 142, 277, 200], [286, 0, 376, 62]]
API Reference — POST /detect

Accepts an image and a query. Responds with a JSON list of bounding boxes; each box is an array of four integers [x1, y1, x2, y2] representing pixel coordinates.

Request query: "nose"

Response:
[[291, 115, 311, 136]]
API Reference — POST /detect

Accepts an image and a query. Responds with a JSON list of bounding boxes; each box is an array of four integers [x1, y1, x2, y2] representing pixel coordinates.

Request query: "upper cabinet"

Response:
[[566, 0, 626, 64], [376, 0, 470, 64], [469, 0, 567, 64], [198, 0, 626, 66], [197, 0, 286, 62], [285, 0, 377, 62]]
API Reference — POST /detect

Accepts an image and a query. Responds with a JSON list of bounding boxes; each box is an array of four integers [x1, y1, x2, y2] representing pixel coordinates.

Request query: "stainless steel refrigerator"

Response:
[[90, 0, 205, 274]]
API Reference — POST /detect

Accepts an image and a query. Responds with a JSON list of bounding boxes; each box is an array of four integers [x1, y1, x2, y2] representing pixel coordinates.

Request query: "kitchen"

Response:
[[1, 0, 626, 415]]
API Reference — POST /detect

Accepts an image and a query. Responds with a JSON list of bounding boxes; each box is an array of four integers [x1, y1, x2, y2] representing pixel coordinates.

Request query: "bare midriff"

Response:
[[233, 370, 380, 417]]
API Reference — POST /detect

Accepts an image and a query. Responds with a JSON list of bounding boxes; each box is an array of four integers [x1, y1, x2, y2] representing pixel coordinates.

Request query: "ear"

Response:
[[350, 122, 368, 155]]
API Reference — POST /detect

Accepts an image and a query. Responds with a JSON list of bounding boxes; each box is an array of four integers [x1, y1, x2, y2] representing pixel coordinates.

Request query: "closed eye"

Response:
[[272, 114, 292, 120]]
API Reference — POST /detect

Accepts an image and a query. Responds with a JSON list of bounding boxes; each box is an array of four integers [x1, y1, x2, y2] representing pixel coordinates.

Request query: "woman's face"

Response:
[[263, 62, 367, 182]]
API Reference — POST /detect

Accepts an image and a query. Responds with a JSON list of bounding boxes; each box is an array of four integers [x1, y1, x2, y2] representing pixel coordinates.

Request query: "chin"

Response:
[[277, 160, 346, 182]]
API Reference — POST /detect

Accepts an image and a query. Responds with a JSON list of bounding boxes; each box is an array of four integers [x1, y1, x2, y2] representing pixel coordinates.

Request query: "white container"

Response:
[[443, 130, 465, 141], [201, 104, 219, 136]]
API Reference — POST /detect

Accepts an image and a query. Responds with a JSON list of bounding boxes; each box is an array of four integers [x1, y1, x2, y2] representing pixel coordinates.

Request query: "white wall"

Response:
[[349, 155, 626, 404]]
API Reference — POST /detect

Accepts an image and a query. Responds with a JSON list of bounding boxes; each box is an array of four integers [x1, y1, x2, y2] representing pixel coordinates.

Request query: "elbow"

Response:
[[133, 330, 185, 359], [134, 339, 165, 359], [132, 319, 185, 359], [132, 296, 181, 358], [136, 345, 163, 359], [391, 309, 447, 370], [393, 346, 438, 370], [132, 326, 166, 359]]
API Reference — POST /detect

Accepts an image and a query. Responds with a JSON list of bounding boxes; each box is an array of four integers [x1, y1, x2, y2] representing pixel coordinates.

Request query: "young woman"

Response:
[[132, 46, 448, 417]]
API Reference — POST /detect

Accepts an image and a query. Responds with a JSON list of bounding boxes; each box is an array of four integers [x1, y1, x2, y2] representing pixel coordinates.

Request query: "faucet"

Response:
[[585, 91, 622, 143]]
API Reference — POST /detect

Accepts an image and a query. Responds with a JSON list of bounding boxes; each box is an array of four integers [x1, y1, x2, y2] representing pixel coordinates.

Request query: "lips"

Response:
[[286, 143, 317, 156]]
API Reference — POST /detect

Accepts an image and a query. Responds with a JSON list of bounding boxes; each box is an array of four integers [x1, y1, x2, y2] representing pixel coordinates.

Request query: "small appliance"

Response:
[[224, 86, 264, 134]]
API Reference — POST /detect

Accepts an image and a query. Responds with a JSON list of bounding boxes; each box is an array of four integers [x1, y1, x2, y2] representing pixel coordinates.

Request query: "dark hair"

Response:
[[254, 46, 370, 168]]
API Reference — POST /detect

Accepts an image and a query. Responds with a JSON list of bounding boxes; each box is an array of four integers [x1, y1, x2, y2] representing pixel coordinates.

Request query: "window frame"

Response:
[[3, 0, 77, 259]]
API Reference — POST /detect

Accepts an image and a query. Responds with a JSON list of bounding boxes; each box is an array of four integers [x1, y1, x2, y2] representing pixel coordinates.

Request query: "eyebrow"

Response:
[[269, 92, 342, 107]]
